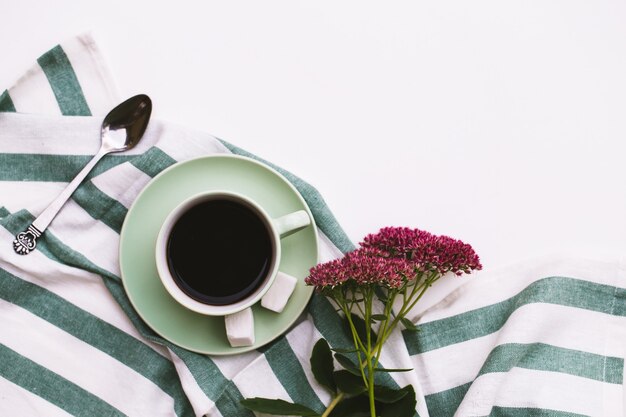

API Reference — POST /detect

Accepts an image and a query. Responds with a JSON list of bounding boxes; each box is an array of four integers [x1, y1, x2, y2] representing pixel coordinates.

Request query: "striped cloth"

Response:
[[0, 33, 624, 417]]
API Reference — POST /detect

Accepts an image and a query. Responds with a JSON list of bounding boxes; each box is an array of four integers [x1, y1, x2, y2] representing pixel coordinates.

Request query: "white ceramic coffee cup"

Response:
[[155, 190, 311, 316]]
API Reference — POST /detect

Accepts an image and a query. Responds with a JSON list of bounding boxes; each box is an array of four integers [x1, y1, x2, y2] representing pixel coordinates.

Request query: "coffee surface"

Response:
[[166, 199, 273, 305]]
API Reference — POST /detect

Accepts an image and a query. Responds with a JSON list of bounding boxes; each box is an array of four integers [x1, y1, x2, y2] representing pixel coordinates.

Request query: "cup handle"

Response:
[[273, 210, 311, 238]]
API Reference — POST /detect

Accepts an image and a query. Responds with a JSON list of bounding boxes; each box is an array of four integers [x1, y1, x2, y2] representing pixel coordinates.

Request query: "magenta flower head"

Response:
[[305, 257, 349, 289], [305, 248, 414, 290], [361, 227, 482, 276]]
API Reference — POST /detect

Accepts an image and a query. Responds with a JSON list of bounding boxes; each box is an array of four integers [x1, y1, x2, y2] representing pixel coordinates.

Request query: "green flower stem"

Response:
[[321, 392, 345, 417], [372, 272, 440, 366], [364, 287, 377, 417], [341, 302, 369, 388], [372, 290, 397, 369], [390, 274, 440, 339]]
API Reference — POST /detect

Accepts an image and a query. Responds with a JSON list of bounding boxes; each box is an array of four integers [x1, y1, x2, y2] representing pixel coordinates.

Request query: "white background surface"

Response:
[[2, 1, 626, 272]]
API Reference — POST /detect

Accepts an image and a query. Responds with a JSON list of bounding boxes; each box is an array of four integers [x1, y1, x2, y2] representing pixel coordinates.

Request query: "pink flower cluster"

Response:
[[305, 227, 482, 289], [305, 247, 413, 289], [361, 227, 482, 275]]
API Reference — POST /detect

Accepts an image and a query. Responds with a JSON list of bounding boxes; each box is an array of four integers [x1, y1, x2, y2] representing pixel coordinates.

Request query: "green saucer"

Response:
[[119, 155, 318, 355]]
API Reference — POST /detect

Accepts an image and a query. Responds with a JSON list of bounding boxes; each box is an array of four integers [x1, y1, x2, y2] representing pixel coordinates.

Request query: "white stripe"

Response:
[[230, 355, 291, 402], [8, 65, 61, 115], [414, 303, 621, 395], [90, 163, 152, 209], [61, 33, 120, 116], [416, 255, 626, 324], [317, 229, 344, 262], [0, 112, 159, 155], [0, 299, 176, 417], [453, 368, 622, 417], [211, 350, 261, 380], [154, 124, 230, 162], [0, 377, 74, 417], [0, 226, 167, 358], [0, 113, 100, 154], [168, 348, 215, 417], [0, 182, 66, 215]]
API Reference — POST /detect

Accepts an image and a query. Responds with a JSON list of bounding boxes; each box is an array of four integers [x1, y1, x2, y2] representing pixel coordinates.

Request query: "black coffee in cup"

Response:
[[166, 199, 274, 305]]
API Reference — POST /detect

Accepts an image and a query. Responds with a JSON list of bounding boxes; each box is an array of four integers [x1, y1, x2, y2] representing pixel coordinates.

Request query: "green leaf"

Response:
[[400, 317, 419, 332], [328, 394, 370, 417], [371, 314, 388, 321], [334, 370, 366, 395], [334, 353, 361, 376], [311, 339, 337, 394], [374, 386, 409, 404], [240, 398, 320, 416], [373, 367, 413, 373], [377, 385, 416, 417]]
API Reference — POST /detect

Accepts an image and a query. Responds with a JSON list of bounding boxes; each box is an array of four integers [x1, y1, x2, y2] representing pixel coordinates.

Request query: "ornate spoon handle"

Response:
[[13, 225, 42, 255]]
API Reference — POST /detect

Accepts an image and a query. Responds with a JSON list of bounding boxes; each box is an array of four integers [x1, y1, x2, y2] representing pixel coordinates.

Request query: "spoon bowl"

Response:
[[102, 94, 152, 151]]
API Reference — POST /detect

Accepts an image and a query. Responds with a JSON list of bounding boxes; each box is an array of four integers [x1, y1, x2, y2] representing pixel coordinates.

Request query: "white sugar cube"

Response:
[[261, 271, 298, 313], [225, 307, 255, 347]]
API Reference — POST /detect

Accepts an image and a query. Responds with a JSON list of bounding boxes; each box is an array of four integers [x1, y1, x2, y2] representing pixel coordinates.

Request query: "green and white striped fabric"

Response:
[[0, 33, 624, 417]]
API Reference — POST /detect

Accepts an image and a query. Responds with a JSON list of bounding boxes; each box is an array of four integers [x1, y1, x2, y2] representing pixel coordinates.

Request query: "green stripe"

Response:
[[258, 336, 326, 414], [0, 146, 175, 183], [404, 276, 626, 355], [424, 382, 470, 417], [73, 181, 128, 232], [611, 284, 626, 316], [214, 380, 256, 417], [130, 146, 177, 177], [308, 294, 352, 347], [485, 406, 589, 417], [0, 89, 16, 112], [0, 153, 132, 182], [168, 346, 255, 417], [37, 45, 91, 116], [481, 343, 623, 384], [220, 139, 355, 254], [168, 345, 236, 401], [0, 266, 195, 417], [0, 343, 124, 417]]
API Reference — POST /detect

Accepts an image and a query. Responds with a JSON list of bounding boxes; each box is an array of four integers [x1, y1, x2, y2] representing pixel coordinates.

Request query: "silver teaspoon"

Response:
[[13, 94, 152, 255]]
